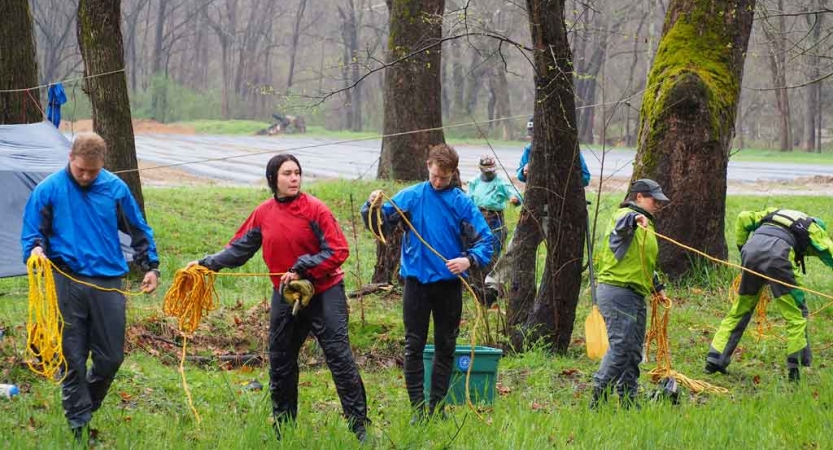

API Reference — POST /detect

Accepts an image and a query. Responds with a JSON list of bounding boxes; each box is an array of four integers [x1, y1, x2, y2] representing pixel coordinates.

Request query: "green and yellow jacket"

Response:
[[596, 202, 662, 297], [735, 208, 833, 270]]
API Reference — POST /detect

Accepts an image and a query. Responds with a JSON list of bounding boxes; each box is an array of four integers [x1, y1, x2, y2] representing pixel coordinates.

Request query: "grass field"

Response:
[[1, 182, 832, 449]]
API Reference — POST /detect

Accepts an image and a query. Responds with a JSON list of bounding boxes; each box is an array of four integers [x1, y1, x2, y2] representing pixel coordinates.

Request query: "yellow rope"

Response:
[[25, 256, 152, 381], [161, 264, 287, 423], [644, 227, 833, 313], [162, 265, 219, 334], [636, 227, 729, 394], [367, 191, 489, 420], [25, 256, 67, 382], [728, 274, 780, 343], [638, 224, 833, 392]]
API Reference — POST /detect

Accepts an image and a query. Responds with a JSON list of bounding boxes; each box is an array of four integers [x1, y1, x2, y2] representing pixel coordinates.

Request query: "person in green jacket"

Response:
[[706, 208, 833, 382], [591, 179, 669, 409]]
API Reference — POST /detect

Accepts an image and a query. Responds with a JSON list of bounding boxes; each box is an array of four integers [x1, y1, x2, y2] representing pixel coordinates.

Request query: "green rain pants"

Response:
[[707, 226, 810, 371]]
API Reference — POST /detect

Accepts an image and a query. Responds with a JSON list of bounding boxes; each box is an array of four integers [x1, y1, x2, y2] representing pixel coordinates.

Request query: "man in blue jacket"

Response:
[[483, 116, 591, 305], [362, 144, 493, 422], [21, 133, 160, 443]]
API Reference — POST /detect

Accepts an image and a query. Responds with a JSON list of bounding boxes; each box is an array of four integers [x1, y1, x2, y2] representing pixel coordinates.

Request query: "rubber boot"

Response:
[[589, 387, 608, 410], [788, 367, 800, 383]]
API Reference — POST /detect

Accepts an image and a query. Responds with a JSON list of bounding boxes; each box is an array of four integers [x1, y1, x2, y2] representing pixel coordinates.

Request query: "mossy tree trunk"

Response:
[[78, 0, 146, 213], [373, 0, 446, 285], [0, 0, 42, 124], [506, 0, 586, 353], [633, 0, 755, 279]]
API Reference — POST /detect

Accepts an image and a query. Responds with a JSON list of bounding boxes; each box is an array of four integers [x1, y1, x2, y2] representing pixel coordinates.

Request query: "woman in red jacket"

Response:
[[189, 154, 368, 442]]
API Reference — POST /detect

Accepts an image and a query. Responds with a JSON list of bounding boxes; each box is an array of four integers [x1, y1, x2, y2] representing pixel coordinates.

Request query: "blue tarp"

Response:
[[0, 122, 69, 277], [46, 83, 67, 128]]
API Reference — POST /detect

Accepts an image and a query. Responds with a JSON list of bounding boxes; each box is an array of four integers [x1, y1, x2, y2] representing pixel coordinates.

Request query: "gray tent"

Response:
[[0, 122, 69, 278]]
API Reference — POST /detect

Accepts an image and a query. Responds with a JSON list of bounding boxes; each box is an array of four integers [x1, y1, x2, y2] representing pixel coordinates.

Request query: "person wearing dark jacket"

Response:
[[189, 154, 369, 441], [706, 208, 833, 382], [361, 144, 493, 422], [21, 133, 160, 443]]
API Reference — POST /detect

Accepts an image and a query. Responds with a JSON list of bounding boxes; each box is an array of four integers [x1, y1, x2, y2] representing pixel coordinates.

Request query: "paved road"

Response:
[[134, 134, 832, 186]]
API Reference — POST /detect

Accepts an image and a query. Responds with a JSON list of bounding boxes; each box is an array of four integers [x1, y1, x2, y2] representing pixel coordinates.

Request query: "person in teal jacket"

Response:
[[483, 115, 591, 305], [706, 208, 833, 382], [591, 179, 669, 409], [466, 155, 521, 299]]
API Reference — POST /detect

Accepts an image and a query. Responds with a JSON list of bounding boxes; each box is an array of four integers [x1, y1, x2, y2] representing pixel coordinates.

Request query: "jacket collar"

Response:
[[625, 201, 654, 221], [65, 164, 93, 191], [275, 193, 300, 204]]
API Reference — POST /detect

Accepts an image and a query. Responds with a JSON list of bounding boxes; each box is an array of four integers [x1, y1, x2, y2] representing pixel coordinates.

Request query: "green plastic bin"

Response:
[[423, 345, 503, 405]]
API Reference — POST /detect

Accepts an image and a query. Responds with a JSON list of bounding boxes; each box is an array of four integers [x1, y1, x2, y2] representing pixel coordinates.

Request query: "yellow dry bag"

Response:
[[584, 304, 609, 360]]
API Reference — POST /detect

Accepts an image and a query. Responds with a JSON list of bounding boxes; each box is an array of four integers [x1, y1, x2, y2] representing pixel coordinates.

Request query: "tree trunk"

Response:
[[78, 0, 146, 213], [150, 0, 168, 122], [377, 0, 446, 180], [371, 224, 403, 284], [285, 0, 308, 93], [623, 14, 647, 147], [633, 0, 755, 279], [0, 0, 42, 124], [494, 68, 513, 141], [450, 38, 465, 118], [339, 1, 363, 132], [576, 13, 626, 145], [507, 0, 586, 353], [463, 50, 486, 115], [801, 3, 823, 152], [764, 0, 791, 151], [374, 0, 446, 284]]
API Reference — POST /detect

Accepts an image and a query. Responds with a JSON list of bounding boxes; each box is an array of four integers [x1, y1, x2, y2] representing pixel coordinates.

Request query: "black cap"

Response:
[[629, 178, 669, 202]]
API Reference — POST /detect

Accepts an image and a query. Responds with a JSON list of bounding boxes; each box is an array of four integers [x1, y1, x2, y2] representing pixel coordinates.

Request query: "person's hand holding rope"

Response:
[[141, 270, 159, 293], [30, 246, 47, 260], [367, 189, 384, 208], [280, 270, 300, 286], [446, 257, 471, 275]]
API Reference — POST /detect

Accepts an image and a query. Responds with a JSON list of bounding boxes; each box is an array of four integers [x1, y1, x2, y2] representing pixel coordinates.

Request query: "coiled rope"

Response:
[[161, 265, 286, 423], [635, 227, 730, 394], [25, 255, 147, 382]]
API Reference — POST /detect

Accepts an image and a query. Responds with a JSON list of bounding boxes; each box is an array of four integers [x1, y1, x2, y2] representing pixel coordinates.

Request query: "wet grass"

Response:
[[1, 183, 832, 449]]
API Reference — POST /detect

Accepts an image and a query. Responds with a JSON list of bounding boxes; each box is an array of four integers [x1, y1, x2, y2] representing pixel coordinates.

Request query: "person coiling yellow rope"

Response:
[[367, 190, 491, 419], [25, 255, 67, 381], [25, 255, 147, 382], [637, 229, 730, 395], [161, 265, 311, 423]]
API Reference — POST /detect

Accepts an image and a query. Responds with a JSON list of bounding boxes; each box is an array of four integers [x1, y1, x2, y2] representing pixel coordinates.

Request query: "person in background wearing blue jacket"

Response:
[[361, 144, 493, 422], [483, 116, 591, 305], [21, 133, 160, 444]]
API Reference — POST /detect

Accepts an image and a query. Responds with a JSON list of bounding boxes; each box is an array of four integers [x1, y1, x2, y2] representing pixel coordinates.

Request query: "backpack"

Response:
[[761, 210, 816, 273]]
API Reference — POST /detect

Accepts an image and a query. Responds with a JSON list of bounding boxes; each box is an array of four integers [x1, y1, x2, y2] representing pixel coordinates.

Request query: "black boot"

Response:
[[788, 367, 800, 383], [620, 387, 641, 410], [589, 387, 608, 410], [428, 402, 448, 421], [704, 361, 728, 375], [352, 422, 368, 444], [71, 426, 87, 447], [272, 414, 294, 441], [409, 405, 426, 426]]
